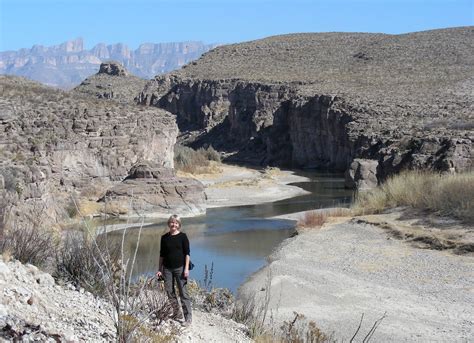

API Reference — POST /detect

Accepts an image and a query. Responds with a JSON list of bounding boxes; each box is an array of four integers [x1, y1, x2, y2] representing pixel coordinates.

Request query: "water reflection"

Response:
[[107, 171, 353, 292]]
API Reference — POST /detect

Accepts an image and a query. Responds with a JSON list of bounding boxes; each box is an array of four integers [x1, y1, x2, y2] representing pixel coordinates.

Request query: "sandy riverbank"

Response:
[[240, 213, 474, 342], [93, 164, 309, 233], [179, 163, 310, 208]]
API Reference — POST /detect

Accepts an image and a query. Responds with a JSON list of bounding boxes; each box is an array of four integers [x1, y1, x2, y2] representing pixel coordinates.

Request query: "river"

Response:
[[106, 171, 353, 292]]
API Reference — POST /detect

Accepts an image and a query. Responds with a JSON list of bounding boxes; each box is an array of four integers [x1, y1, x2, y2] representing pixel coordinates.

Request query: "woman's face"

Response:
[[168, 219, 180, 233]]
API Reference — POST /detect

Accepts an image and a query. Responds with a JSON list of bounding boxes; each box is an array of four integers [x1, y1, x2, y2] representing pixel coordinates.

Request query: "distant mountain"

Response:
[[0, 38, 218, 89]]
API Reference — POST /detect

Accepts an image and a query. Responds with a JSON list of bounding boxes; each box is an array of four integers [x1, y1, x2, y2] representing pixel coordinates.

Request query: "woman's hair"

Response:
[[167, 214, 182, 229]]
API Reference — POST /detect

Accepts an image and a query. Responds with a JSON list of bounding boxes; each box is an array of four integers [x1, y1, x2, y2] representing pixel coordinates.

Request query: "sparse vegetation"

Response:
[[353, 171, 474, 223], [174, 144, 221, 174], [297, 208, 351, 229], [0, 204, 57, 267], [54, 230, 121, 294]]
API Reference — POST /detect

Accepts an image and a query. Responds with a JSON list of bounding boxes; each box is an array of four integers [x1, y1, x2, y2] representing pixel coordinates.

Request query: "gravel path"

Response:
[[240, 219, 474, 342], [178, 311, 252, 343]]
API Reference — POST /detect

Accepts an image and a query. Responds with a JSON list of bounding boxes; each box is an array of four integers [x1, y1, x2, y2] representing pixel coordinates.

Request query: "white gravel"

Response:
[[240, 219, 474, 342], [0, 257, 253, 342]]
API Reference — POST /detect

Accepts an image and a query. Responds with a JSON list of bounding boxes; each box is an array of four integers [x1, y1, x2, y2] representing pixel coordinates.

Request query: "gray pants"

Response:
[[163, 267, 192, 321]]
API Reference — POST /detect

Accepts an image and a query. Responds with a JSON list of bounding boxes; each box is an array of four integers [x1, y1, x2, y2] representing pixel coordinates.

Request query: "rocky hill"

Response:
[[0, 38, 218, 89], [138, 27, 473, 186], [73, 61, 147, 104], [0, 75, 205, 231], [0, 257, 251, 342]]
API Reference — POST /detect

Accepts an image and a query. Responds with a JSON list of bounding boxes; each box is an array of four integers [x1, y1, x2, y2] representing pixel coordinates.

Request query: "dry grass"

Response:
[[77, 200, 102, 217], [353, 171, 474, 224], [297, 208, 352, 229], [174, 144, 221, 174], [100, 201, 129, 216]]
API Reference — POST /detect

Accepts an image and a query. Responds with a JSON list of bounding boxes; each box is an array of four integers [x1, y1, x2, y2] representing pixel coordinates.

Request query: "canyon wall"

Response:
[[139, 76, 472, 181], [138, 28, 473, 186], [0, 75, 205, 231]]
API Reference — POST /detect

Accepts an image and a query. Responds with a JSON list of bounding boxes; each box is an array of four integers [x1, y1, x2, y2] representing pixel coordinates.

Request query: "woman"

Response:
[[156, 214, 192, 326]]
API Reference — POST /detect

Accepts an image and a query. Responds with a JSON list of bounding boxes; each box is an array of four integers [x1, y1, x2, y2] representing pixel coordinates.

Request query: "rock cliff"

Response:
[[0, 75, 204, 230], [0, 38, 218, 89], [139, 27, 473, 187]]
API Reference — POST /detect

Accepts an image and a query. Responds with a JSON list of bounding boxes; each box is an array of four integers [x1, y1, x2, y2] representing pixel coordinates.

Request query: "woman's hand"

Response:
[[183, 268, 189, 279], [156, 270, 162, 278]]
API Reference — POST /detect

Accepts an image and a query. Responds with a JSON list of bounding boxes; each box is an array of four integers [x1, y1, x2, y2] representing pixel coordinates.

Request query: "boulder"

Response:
[[100, 164, 206, 217], [345, 159, 379, 190]]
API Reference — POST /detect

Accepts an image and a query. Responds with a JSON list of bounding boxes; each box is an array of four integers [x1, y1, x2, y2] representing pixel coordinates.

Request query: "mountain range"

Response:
[[0, 37, 218, 89]]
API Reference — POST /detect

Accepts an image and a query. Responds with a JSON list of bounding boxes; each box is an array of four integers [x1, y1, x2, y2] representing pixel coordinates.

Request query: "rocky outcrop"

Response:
[[0, 75, 205, 228], [344, 159, 379, 190], [101, 163, 206, 217], [0, 38, 218, 89], [98, 61, 128, 76], [73, 62, 147, 104], [139, 28, 473, 186], [0, 257, 115, 341]]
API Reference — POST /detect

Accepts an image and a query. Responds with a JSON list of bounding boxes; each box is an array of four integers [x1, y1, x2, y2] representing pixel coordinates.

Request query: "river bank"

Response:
[[239, 211, 474, 341], [94, 164, 309, 234], [179, 163, 310, 208]]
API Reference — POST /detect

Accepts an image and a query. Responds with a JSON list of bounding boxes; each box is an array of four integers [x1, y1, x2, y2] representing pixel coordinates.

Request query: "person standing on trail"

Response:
[[156, 214, 192, 326]]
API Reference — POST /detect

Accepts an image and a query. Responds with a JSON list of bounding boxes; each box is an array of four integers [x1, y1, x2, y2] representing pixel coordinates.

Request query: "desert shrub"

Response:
[[174, 144, 208, 172], [232, 271, 272, 339], [1, 221, 57, 267], [353, 171, 474, 223], [55, 230, 121, 294], [174, 144, 221, 173], [232, 293, 268, 338], [278, 312, 335, 343], [134, 277, 175, 326], [202, 145, 221, 162]]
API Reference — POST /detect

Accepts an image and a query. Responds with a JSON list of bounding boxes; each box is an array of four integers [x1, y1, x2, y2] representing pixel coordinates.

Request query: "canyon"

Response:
[[138, 27, 473, 187], [1, 26, 473, 232]]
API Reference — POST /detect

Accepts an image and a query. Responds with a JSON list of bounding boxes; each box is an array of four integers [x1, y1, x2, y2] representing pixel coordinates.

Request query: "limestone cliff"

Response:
[[139, 27, 474, 186], [0, 38, 218, 89], [0, 75, 204, 230]]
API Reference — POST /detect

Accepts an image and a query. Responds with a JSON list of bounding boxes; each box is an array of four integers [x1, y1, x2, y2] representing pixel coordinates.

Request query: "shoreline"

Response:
[[179, 163, 310, 208], [239, 212, 474, 342], [97, 164, 311, 233]]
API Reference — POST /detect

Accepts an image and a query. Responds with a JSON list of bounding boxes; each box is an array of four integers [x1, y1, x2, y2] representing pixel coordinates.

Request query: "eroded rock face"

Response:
[[139, 28, 473, 186], [98, 61, 128, 76], [140, 76, 473, 177], [102, 163, 206, 217], [344, 159, 379, 190], [0, 75, 204, 228]]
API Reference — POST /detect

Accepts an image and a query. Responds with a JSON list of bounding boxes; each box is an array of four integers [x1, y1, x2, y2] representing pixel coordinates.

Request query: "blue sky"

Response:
[[1, 0, 472, 51]]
